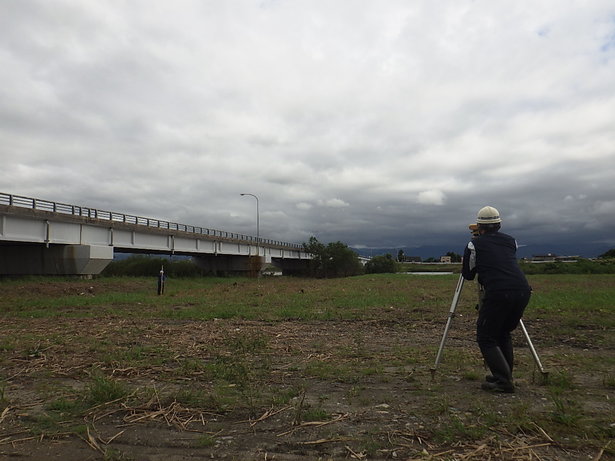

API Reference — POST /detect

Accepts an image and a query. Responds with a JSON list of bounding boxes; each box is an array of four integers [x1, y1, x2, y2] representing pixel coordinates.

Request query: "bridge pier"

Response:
[[0, 244, 113, 276]]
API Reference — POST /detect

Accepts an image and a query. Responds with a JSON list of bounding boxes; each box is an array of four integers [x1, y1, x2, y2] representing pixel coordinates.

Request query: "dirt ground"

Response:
[[0, 280, 613, 461]]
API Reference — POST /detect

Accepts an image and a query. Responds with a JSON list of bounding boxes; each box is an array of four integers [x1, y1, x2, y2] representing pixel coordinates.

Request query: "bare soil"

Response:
[[0, 279, 613, 461]]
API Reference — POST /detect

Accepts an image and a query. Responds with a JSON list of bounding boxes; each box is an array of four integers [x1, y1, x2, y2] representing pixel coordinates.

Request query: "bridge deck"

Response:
[[0, 192, 303, 251], [0, 193, 310, 275]]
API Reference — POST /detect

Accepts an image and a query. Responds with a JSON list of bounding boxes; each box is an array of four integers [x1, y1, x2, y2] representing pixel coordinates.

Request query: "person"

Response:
[[462, 206, 532, 393]]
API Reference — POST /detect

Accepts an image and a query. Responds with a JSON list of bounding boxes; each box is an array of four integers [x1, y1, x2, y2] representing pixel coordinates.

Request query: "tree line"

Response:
[[101, 242, 615, 278]]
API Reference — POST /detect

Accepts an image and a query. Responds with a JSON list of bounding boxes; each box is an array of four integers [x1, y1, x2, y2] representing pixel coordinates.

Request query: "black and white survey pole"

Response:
[[157, 265, 165, 295]]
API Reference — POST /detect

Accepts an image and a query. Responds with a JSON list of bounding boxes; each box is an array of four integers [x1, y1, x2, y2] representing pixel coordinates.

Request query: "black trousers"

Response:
[[476, 289, 531, 370]]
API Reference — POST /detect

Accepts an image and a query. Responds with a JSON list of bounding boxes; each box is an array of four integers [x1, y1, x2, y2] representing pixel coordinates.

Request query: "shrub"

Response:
[[598, 248, 615, 259], [365, 254, 398, 274], [519, 258, 615, 275], [303, 237, 364, 278]]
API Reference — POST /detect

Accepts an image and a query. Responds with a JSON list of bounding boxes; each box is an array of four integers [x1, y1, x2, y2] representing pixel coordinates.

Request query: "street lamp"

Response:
[[240, 193, 259, 255]]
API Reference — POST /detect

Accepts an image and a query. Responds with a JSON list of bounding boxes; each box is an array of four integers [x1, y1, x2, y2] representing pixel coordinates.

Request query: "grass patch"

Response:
[[0, 383, 7, 409], [270, 386, 303, 406], [432, 416, 487, 443], [3, 274, 613, 326], [103, 344, 169, 368], [174, 389, 223, 411], [195, 434, 217, 448], [304, 360, 357, 383], [301, 407, 329, 422], [103, 448, 135, 461], [549, 393, 583, 428], [547, 370, 576, 391], [224, 332, 268, 353], [86, 374, 130, 406], [46, 397, 85, 415]]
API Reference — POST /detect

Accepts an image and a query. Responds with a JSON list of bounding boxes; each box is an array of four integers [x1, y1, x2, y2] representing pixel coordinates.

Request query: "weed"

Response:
[[46, 397, 84, 415], [174, 389, 221, 410], [548, 370, 576, 391], [0, 339, 15, 352], [195, 434, 216, 447], [204, 356, 266, 415], [304, 360, 356, 383], [104, 448, 135, 460], [24, 411, 88, 437], [346, 385, 362, 403], [211, 383, 242, 411], [103, 345, 153, 367], [433, 416, 487, 443], [360, 362, 385, 378], [469, 402, 503, 427], [509, 402, 535, 432], [302, 407, 329, 421], [603, 374, 615, 389], [207, 356, 252, 384], [292, 389, 307, 425], [24, 342, 45, 359], [86, 374, 130, 406], [269, 386, 302, 406], [462, 370, 481, 381], [357, 431, 389, 457], [427, 395, 451, 416], [550, 393, 582, 427], [179, 358, 207, 374], [225, 332, 268, 353], [0, 383, 7, 408]]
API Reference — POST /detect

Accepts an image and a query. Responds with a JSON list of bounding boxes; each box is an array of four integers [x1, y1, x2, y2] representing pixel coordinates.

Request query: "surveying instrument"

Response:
[[430, 225, 549, 383]]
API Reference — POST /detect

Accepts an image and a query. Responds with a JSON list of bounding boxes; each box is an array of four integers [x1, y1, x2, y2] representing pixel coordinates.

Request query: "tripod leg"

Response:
[[519, 319, 549, 383], [431, 275, 465, 379]]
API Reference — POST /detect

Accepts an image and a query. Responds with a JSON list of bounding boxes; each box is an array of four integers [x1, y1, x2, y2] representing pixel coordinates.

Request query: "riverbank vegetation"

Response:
[[101, 253, 615, 279]]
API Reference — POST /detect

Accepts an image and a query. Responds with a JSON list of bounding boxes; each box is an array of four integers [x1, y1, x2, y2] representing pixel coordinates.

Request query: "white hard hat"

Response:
[[476, 206, 501, 224]]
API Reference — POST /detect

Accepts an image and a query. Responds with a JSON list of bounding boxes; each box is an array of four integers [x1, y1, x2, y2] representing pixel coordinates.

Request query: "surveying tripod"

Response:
[[430, 274, 549, 382]]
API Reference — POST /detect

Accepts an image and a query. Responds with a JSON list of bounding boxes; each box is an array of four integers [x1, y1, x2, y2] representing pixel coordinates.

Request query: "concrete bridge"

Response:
[[0, 192, 311, 276]]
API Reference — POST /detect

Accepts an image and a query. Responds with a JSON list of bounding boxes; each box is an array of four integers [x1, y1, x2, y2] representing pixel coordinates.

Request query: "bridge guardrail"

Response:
[[0, 192, 303, 250]]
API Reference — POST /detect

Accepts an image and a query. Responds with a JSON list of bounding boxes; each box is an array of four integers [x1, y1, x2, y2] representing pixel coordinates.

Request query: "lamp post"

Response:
[[240, 193, 259, 256]]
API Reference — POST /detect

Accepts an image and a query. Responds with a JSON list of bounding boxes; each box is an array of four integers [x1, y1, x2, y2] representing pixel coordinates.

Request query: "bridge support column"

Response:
[[193, 254, 265, 277], [0, 244, 113, 276]]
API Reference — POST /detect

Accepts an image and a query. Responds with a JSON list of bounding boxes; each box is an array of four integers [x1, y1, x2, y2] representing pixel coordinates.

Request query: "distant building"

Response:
[[401, 256, 422, 263], [358, 256, 371, 266], [440, 256, 452, 263]]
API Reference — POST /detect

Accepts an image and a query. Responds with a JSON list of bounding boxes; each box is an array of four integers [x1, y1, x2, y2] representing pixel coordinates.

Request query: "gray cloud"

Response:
[[1, 0, 614, 256]]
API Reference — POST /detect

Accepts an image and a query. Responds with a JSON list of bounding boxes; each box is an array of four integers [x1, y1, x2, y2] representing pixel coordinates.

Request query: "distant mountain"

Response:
[[352, 242, 612, 260], [515, 243, 611, 259], [352, 245, 465, 261]]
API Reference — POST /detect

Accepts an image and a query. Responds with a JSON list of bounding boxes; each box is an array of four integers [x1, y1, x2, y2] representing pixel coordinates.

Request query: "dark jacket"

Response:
[[462, 231, 530, 292]]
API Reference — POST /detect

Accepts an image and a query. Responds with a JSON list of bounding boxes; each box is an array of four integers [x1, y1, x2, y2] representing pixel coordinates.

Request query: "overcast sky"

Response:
[[1, 1, 614, 253]]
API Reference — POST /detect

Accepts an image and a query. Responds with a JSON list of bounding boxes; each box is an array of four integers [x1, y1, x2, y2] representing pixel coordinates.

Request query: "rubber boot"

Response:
[[480, 347, 514, 393], [486, 336, 514, 384], [500, 335, 514, 375]]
